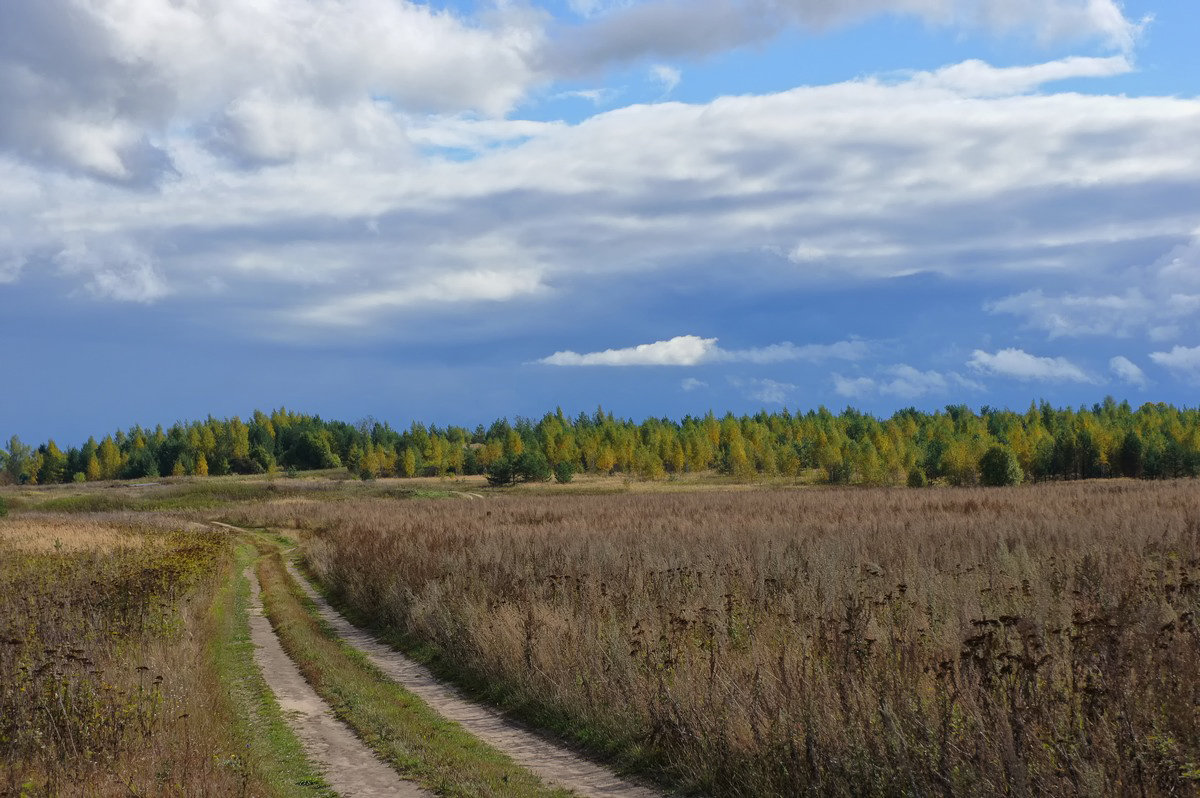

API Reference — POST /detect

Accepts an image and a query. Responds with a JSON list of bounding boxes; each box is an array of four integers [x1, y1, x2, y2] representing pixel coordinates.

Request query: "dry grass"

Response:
[[0, 519, 250, 795], [230, 480, 1200, 797], [0, 518, 154, 553]]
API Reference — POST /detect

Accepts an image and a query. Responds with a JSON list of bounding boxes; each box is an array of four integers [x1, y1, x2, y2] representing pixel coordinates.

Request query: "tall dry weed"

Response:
[[0, 520, 248, 795], [233, 482, 1200, 797]]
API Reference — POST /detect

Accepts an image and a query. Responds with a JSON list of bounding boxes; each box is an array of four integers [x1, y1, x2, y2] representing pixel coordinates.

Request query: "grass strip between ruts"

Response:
[[255, 545, 573, 798], [210, 543, 336, 797]]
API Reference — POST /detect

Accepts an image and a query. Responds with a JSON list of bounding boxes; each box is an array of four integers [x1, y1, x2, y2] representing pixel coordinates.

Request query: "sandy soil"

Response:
[[286, 561, 665, 798], [247, 568, 432, 797]]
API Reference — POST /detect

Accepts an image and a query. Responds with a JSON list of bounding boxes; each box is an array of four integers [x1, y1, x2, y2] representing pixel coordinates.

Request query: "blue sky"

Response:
[[2, 0, 1200, 446]]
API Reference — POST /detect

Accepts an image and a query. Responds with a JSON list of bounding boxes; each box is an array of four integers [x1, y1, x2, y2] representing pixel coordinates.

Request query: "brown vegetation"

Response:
[[0, 518, 247, 795], [232, 481, 1200, 797]]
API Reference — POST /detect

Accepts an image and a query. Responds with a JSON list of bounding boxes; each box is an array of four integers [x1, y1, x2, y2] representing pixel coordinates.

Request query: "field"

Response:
[[226, 480, 1200, 797], [2, 476, 1198, 796]]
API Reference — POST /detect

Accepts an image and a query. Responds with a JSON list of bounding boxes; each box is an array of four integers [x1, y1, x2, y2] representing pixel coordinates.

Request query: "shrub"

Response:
[[906, 467, 928, 488], [554, 461, 575, 484], [979, 444, 1023, 487]]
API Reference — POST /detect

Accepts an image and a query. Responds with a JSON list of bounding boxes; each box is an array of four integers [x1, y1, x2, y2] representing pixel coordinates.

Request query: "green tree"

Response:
[[516, 449, 552, 482], [485, 454, 517, 486], [3, 435, 31, 483], [979, 445, 1023, 487]]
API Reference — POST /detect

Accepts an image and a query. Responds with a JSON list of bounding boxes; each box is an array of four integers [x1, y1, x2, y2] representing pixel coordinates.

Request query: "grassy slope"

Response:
[[254, 543, 572, 798]]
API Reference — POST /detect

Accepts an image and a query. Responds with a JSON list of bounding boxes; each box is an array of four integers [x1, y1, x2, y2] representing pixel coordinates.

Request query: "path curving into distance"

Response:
[[285, 560, 665, 798], [247, 568, 433, 798]]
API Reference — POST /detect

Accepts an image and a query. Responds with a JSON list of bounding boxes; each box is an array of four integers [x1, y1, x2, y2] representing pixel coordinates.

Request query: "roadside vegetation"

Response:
[[5, 398, 1200, 490], [0, 516, 245, 794], [0, 515, 334, 796], [225, 481, 1200, 797]]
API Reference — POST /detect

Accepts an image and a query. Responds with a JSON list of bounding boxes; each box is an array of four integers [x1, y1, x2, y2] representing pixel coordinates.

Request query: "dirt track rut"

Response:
[[286, 561, 664, 798], [247, 569, 432, 797]]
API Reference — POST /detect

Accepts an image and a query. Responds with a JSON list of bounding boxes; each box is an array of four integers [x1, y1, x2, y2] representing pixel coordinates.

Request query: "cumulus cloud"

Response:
[[539, 335, 867, 366], [5, 53, 1200, 334], [0, 0, 541, 179], [543, 0, 1144, 76], [1109, 355, 1147, 387], [1149, 345, 1200, 378], [968, 348, 1094, 382]]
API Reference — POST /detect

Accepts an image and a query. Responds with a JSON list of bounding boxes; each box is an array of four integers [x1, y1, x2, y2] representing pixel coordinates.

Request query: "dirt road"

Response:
[[247, 569, 432, 797], [286, 561, 664, 798]]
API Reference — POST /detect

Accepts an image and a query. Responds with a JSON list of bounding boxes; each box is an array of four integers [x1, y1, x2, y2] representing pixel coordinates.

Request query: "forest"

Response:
[[3, 398, 1200, 489]]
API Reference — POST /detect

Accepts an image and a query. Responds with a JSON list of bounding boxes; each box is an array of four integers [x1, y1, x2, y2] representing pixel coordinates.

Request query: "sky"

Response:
[[2, 0, 1200, 445]]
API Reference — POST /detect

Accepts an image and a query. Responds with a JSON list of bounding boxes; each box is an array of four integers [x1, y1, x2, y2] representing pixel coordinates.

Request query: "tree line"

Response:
[[2, 399, 1199, 488]]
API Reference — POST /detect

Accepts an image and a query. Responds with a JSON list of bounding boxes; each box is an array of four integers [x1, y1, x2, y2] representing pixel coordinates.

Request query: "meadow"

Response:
[[224, 480, 1200, 797]]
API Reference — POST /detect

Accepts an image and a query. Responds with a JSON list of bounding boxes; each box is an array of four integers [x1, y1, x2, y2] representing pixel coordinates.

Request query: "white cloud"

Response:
[[681, 377, 708, 391], [968, 348, 1094, 382], [54, 240, 170, 303], [1149, 345, 1200, 378], [649, 64, 681, 94], [539, 335, 866, 366], [987, 234, 1200, 342], [716, 340, 869, 364], [830, 364, 982, 398], [730, 377, 796, 404], [552, 88, 621, 106], [88, 261, 170, 303], [878, 365, 985, 398], [0, 255, 23, 284], [541, 335, 716, 366], [1109, 355, 1147, 387], [0, 0, 542, 179], [545, 0, 1144, 76], [5, 54, 1200, 327], [833, 374, 876, 398], [987, 289, 1154, 338], [913, 55, 1133, 97], [300, 268, 548, 326]]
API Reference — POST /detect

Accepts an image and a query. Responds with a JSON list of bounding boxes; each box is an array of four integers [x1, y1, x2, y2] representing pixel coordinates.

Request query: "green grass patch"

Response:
[[256, 550, 571, 798], [211, 544, 334, 797]]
